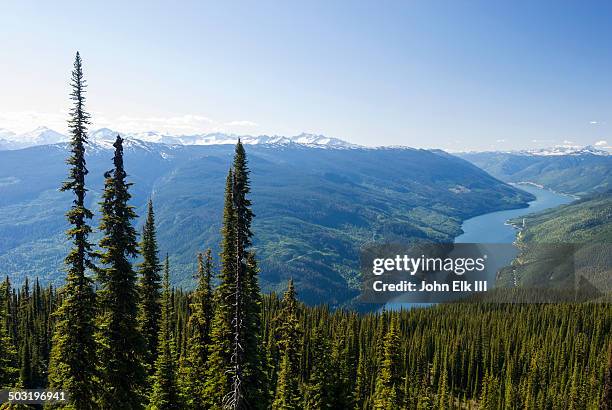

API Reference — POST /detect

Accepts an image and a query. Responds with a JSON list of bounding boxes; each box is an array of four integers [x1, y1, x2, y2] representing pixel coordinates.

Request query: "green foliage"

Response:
[[47, 51, 99, 410], [204, 170, 236, 408], [372, 320, 401, 409], [602, 343, 612, 410], [178, 250, 213, 409], [138, 199, 162, 376], [96, 135, 145, 408], [501, 191, 612, 293], [0, 143, 534, 305], [272, 280, 301, 409], [1, 93, 610, 409], [3, 276, 611, 409], [303, 325, 333, 409], [150, 257, 181, 409], [0, 280, 18, 387], [205, 142, 266, 409], [459, 151, 612, 196]]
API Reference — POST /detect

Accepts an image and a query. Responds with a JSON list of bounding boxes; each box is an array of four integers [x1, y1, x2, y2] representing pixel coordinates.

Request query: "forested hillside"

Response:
[[498, 191, 612, 294], [0, 141, 531, 305], [458, 151, 611, 196]]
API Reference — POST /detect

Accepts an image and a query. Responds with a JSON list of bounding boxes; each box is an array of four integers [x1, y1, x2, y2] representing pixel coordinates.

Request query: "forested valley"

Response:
[[0, 53, 610, 410]]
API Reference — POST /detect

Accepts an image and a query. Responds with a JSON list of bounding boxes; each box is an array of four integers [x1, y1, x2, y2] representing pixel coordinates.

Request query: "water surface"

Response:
[[455, 184, 573, 244], [384, 184, 573, 310]]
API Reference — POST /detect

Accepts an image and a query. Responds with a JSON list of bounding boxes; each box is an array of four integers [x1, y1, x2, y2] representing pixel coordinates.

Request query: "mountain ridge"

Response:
[[0, 141, 532, 304], [458, 145, 609, 157], [0, 126, 361, 150], [458, 150, 611, 196]]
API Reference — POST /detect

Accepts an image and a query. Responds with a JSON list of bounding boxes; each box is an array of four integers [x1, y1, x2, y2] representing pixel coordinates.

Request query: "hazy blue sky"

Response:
[[1, 0, 611, 150]]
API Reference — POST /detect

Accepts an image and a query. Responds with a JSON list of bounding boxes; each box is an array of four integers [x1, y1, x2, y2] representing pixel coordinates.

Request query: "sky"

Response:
[[1, 0, 611, 150]]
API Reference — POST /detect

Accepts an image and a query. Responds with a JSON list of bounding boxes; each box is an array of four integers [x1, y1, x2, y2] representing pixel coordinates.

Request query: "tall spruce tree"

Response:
[[18, 278, 33, 388], [205, 169, 237, 408], [137, 199, 162, 376], [272, 280, 302, 410], [304, 325, 333, 409], [0, 280, 18, 387], [232, 140, 266, 408], [601, 343, 612, 410], [48, 51, 98, 409], [205, 140, 265, 409], [96, 135, 145, 408], [150, 256, 181, 409], [179, 250, 214, 408], [372, 320, 401, 410]]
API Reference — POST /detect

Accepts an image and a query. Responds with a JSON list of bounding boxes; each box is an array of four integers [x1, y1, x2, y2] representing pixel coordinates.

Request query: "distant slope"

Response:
[[500, 191, 611, 294], [458, 150, 611, 196], [0, 141, 531, 304], [514, 191, 612, 243]]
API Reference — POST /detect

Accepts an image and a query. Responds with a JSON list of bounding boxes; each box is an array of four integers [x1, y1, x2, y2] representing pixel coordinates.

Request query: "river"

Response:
[[383, 184, 573, 310], [455, 184, 574, 244]]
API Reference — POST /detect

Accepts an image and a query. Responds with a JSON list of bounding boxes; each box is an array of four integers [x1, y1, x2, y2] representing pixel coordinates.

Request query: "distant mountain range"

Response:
[[0, 126, 359, 150], [0, 127, 67, 150], [4, 126, 609, 155], [460, 145, 609, 157], [458, 148, 611, 196], [0, 137, 531, 305]]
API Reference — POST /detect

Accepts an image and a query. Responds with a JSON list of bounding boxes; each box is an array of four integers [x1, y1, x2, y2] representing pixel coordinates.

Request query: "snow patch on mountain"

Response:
[[520, 145, 609, 156], [86, 129, 360, 150], [458, 145, 610, 157], [0, 126, 360, 150], [0, 127, 67, 150]]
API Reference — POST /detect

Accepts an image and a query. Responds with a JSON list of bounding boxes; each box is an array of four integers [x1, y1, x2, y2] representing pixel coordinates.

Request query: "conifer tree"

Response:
[[372, 321, 401, 410], [137, 199, 162, 375], [204, 170, 236, 408], [96, 135, 145, 408], [436, 362, 450, 409], [233, 140, 266, 408], [304, 325, 333, 409], [503, 362, 515, 410], [243, 250, 266, 405], [180, 250, 214, 408], [272, 280, 302, 410], [18, 278, 34, 388], [150, 257, 181, 409], [206, 141, 265, 409], [353, 350, 369, 410], [480, 370, 500, 409], [48, 51, 98, 409], [0, 280, 18, 387], [602, 343, 612, 410]]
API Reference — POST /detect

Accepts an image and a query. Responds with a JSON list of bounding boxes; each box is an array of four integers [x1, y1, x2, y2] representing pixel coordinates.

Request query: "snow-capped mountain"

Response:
[[0, 126, 360, 150], [0, 128, 16, 139], [459, 144, 610, 157], [115, 130, 359, 148], [520, 145, 609, 156], [13, 126, 67, 146], [0, 126, 68, 150]]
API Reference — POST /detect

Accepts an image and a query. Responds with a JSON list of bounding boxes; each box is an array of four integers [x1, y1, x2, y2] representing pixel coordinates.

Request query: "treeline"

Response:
[[1, 277, 611, 409], [0, 52, 610, 409]]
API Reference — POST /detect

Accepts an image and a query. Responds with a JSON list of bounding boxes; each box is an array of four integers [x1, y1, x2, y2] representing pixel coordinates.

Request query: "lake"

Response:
[[455, 184, 574, 244], [383, 184, 573, 310]]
